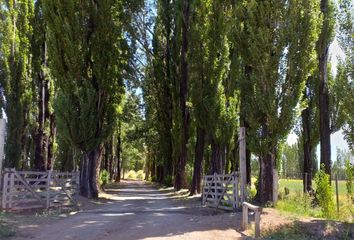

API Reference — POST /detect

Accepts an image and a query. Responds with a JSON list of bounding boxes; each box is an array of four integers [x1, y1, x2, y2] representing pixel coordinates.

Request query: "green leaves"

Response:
[[45, 0, 126, 153]]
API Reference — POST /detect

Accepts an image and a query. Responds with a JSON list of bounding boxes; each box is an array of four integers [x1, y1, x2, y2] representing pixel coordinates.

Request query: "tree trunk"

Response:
[[151, 156, 156, 181], [211, 138, 221, 174], [47, 114, 56, 170], [241, 65, 252, 185], [246, 148, 251, 185], [302, 106, 312, 192], [257, 152, 276, 203], [80, 145, 103, 199], [174, 0, 190, 191], [190, 127, 205, 195], [115, 125, 121, 182], [318, 0, 331, 177]]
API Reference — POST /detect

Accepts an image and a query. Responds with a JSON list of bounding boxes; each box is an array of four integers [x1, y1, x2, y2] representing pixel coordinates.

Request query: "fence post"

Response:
[[239, 127, 247, 203], [0, 119, 6, 189], [2, 172, 8, 209], [213, 172, 217, 205], [233, 172, 237, 209], [9, 170, 15, 209], [335, 174, 339, 215], [242, 203, 248, 230], [46, 170, 53, 208]]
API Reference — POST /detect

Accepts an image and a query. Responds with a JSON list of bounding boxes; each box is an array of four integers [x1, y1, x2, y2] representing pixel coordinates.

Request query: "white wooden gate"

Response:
[[1, 169, 79, 210], [202, 172, 240, 211]]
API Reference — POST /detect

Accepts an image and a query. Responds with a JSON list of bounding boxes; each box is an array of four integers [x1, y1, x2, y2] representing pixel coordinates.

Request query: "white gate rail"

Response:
[[202, 172, 240, 211], [1, 169, 79, 210]]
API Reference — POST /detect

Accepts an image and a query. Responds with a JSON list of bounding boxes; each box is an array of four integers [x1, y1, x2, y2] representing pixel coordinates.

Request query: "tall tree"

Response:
[[174, 0, 191, 190], [234, 0, 320, 203], [337, 0, 354, 152], [32, 0, 56, 171], [44, 0, 127, 198], [0, 0, 34, 169], [317, 0, 335, 176]]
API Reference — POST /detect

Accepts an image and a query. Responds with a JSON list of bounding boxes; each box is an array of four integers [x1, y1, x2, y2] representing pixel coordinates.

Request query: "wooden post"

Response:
[[273, 170, 278, 204], [335, 174, 339, 215], [239, 127, 247, 203], [0, 119, 6, 188], [255, 211, 261, 238], [9, 170, 14, 209], [242, 203, 248, 230], [233, 172, 237, 209], [46, 170, 53, 208], [213, 172, 217, 205], [2, 172, 8, 209]]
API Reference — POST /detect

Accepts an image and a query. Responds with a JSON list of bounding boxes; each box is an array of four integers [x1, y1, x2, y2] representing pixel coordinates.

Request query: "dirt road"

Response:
[[13, 181, 245, 240]]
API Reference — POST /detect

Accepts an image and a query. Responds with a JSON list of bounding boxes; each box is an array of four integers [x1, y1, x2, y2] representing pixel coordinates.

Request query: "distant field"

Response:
[[279, 179, 347, 196]]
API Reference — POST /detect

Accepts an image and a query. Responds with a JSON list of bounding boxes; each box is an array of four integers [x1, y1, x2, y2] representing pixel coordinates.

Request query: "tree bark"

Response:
[[174, 0, 190, 190], [257, 152, 276, 203], [47, 114, 56, 170], [190, 127, 205, 195], [211, 138, 221, 174], [302, 106, 312, 192], [115, 124, 121, 182], [80, 145, 103, 199], [318, 0, 331, 177], [241, 65, 252, 185]]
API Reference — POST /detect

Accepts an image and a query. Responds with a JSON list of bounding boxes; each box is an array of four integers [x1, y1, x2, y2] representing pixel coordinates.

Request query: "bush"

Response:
[[127, 170, 137, 179], [345, 159, 353, 201], [314, 166, 335, 218], [163, 175, 173, 187], [136, 170, 144, 179], [99, 170, 110, 186], [151, 176, 157, 182]]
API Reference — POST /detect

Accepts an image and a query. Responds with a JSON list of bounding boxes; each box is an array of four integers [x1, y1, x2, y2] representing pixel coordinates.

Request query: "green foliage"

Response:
[[136, 170, 144, 180], [163, 175, 173, 187], [99, 170, 110, 186], [0, 0, 35, 168], [44, 0, 126, 153], [314, 166, 335, 218], [344, 159, 353, 200], [127, 170, 137, 179]]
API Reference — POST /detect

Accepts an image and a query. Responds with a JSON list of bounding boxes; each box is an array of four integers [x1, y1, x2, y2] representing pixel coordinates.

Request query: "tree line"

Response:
[[0, 0, 353, 203]]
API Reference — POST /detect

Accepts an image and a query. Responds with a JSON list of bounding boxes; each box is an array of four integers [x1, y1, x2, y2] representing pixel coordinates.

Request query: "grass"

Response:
[[276, 179, 353, 222], [279, 178, 348, 196]]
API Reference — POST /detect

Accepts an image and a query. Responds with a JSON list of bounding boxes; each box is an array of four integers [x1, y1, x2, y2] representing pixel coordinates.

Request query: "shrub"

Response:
[[99, 169, 110, 186], [127, 170, 137, 179], [151, 176, 157, 182], [345, 159, 353, 201], [314, 166, 335, 218], [136, 170, 144, 179], [163, 175, 173, 187]]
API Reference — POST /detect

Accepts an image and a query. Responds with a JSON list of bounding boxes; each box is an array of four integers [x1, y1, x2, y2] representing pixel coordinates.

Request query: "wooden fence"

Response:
[[1, 169, 79, 210], [202, 172, 240, 211]]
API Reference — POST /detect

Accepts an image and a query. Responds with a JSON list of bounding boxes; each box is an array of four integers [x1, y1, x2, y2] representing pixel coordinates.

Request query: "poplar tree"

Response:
[[337, 0, 354, 151], [0, 0, 34, 169], [32, 0, 56, 171], [234, 0, 320, 203], [317, 0, 335, 176], [44, 0, 127, 198]]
